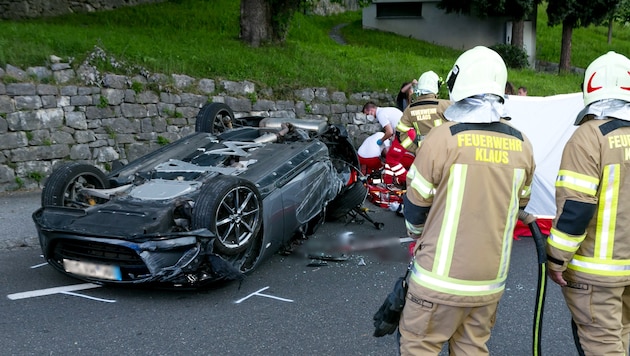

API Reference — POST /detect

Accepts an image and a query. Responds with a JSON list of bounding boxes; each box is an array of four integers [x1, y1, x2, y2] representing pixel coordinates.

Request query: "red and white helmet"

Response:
[[582, 51, 630, 106]]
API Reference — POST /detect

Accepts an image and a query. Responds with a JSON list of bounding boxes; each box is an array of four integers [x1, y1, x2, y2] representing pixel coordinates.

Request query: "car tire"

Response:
[[41, 162, 110, 207], [191, 176, 263, 255], [326, 181, 368, 221], [195, 102, 235, 134]]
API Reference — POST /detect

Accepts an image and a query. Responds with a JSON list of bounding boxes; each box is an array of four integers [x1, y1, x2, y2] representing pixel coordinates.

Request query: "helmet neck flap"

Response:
[[444, 94, 506, 124], [575, 99, 630, 125]]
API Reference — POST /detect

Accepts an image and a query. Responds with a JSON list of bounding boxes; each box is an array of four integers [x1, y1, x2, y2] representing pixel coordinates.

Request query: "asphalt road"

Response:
[[1, 190, 578, 355], [0, 189, 40, 250]]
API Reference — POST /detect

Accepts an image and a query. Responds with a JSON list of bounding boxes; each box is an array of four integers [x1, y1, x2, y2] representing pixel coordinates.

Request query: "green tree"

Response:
[[547, 0, 619, 73], [239, 0, 309, 47], [615, 0, 630, 22], [437, 0, 538, 49], [607, 0, 630, 44]]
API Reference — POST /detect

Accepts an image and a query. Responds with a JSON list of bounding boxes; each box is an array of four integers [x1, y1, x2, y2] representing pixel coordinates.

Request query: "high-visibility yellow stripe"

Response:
[[408, 165, 435, 199], [433, 119, 443, 127], [400, 137, 413, 149], [410, 166, 525, 297], [569, 255, 630, 276], [434, 164, 466, 276], [397, 121, 412, 132], [412, 121, 420, 134], [411, 261, 506, 296], [547, 228, 585, 253], [406, 220, 424, 235], [595, 164, 619, 259], [498, 169, 524, 279], [556, 169, 599, 196], [521, 184, 531, 198]]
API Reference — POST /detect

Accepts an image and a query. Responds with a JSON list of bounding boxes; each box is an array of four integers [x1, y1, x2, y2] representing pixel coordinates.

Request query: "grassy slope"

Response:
[[0, 1, 629, 97]]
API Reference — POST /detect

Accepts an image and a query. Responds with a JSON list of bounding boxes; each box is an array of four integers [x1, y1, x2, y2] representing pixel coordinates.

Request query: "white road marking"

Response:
[[7, 283, 101, 300], [30, 262, 48, 269], [61, 291, 116, 303], [234, 286, 294, 304]]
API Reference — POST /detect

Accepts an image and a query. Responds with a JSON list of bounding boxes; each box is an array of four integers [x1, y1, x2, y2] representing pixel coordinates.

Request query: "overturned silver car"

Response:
[[32, 103, 367, 288]]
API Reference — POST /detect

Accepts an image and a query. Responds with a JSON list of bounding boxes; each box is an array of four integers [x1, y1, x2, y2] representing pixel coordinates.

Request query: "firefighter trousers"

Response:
[[563, 282, 630, 355], [398, 291, 498, 355]]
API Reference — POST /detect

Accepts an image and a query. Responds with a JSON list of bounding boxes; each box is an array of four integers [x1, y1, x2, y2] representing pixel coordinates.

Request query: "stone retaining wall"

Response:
[[0, 61, 393, 192], [0, 0, 359, 20], [0, 0, 165, 19]]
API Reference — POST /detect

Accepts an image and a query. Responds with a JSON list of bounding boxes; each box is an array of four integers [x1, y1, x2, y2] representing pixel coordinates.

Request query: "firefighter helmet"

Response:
[[445, 46, 507, 102], [582, 51, 630, 106], [416, 70, 440, 95]]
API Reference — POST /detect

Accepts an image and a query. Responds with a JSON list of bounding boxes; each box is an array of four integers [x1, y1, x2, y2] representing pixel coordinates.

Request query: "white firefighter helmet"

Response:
[[582, 51, 630, 106], [416, 70, 440, 95], [445, 46, 507, 102]]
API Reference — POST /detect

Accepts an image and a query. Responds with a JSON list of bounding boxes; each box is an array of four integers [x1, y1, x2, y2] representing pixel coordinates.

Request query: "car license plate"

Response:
[[63, 259, 122, 281]]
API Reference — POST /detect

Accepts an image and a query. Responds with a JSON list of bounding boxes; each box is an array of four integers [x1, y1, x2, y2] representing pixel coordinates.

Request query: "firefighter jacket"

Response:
[[547, 118, 630, 287], [396, 94, 452, 154], [405, 119, 535, 307]]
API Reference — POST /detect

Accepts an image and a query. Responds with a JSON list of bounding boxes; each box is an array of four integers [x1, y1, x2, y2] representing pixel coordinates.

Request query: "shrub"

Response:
[[98, 95, 109, 108], [27, 171, 45, 182], [490, 44, 529, 69], [157, 135, 170, 145], [131, 81, 144, 93]]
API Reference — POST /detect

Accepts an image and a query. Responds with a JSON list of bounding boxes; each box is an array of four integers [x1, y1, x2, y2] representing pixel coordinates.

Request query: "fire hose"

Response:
[[518, 210, 547, 356], [309, 213, 549, 354]]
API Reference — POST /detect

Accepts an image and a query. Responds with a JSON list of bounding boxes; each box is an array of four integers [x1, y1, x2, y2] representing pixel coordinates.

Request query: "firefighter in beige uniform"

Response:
[[399, 46, 535, 355], [547, 51, 630, 355], [396, 70, 452, 154]]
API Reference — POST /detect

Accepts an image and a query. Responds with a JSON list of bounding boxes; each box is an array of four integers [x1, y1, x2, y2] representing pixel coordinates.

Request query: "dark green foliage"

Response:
[[437, 0, 538, 19], [504, 0, 539, 20], [614, 0, 630, 23], [0, 0, 612, 96], [547, 0, 620, 27], [490, 44, 530, 69], [270, 0, 310, 42]]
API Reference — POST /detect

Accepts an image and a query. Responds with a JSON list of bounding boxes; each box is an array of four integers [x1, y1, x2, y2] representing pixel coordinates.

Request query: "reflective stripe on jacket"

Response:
[[406, 119, 535, 306], [396, 94, 451, 154], [547, 119, 630, 284]]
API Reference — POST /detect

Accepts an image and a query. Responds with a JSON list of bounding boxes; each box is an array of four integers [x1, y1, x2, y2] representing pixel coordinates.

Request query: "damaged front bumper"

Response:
[[33, 207, 243, 287]]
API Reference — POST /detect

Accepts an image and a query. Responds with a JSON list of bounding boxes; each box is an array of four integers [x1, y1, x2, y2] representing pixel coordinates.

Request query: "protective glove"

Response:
[[376, 139, 383, 146], [373, 275, 408, 337]]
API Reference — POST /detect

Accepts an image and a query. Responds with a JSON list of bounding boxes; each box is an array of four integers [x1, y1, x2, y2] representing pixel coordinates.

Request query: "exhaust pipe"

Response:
[[254, 122, 291, 143]]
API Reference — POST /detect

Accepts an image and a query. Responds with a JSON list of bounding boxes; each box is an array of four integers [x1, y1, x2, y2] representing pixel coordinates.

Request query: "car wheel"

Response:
[[195, 102, 235, 134], [191, 176, 263, 255], [326, 181, 368, 221], [41, 162, 110, 207]]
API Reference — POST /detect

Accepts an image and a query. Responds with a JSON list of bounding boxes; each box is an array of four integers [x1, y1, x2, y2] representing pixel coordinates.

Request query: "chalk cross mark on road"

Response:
[[235, 286, 294, 304], [7, 283, 116, 303]]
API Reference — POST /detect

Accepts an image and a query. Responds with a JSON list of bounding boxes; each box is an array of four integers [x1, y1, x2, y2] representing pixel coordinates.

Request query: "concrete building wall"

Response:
[[362, 0, 536, 67]]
